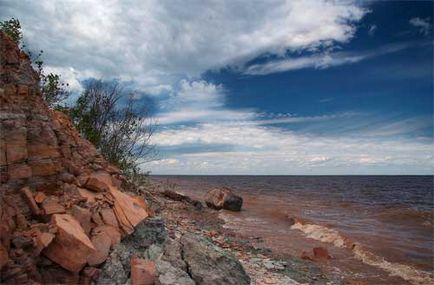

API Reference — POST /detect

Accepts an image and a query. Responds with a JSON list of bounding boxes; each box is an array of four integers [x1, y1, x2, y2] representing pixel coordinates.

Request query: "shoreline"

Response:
[[148, 176, 433, 285], [146, 178, 352, 285]]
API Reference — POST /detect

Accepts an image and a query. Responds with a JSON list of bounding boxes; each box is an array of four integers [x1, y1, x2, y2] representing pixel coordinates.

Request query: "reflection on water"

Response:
[[154, 175, 433, 285]]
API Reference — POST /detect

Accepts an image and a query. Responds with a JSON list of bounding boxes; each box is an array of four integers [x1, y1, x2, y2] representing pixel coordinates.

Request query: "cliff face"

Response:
[[0, 31, 150, 283]]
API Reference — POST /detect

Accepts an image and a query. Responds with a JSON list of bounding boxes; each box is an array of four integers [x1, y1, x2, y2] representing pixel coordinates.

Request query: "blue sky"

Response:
[[1, 0, 432, 174]]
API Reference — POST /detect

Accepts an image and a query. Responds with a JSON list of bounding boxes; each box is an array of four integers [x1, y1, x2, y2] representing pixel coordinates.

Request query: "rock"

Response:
[[160, 238, 187, 271], [301, 251, 313, 261], [180, 233, 250, 285], [313, 247, 330, 260], [85, 174, 110, 192], [123, 217, 167, 250], [71, 205, 92, 235], [92, 225, 121, 247], [41, 196, 66, 215], [155, 260, 195, 285], [34, 191, 47, 204], [87, 232, 112, 266], [35, 232, 55, 255], [163, 190, 203, 210], [100, 208, 120, 228], [131, 257, 156, 285], [21, 186, 41, 215], [205, 188, 243, 211], [109, 187, 150, 235], [0, 244, 9, 269], [43, 214, 96, 272]]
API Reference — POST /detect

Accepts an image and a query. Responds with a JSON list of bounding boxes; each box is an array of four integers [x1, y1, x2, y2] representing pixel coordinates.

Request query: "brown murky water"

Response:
[[153, 175, 433, 285]]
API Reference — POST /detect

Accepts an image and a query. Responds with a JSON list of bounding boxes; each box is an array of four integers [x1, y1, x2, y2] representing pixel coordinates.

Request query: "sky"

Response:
[[1, 0, 433, 175]]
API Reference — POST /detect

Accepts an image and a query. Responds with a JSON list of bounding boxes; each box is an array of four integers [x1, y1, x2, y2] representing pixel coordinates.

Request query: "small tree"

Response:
[[69, 80, 155, 176], [0, 18, 22, 44]]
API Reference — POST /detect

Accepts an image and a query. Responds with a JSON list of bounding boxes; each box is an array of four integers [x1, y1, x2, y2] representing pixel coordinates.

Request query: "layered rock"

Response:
[[0, 31, 150, 284]]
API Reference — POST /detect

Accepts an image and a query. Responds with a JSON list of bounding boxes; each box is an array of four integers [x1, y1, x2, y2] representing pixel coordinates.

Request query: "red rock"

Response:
[[87, 232, 111, 266], [27, 144, 60, 160], [84, 174, 110, 192], [71, 206, 92, 235], [6, 143, 27, 164], [99, 208, 119, 228], [42, 197, 66, 215], [313, 247, 330, 260], [8, 163, 32, 180], [34, 192, 47, 204], [301, 251, 313, 261], [21, 186, 41, 215], [35, 232, 55, 255], [109, 187, 149, 235], [0, 244, 8, 269], [43, 214, 96, 272], [205, 187, 243, 211], [29, 158, 61, 176], [92, 225, 121, 247], [130, 257, 156, 285], [77, 187, 98, 204]]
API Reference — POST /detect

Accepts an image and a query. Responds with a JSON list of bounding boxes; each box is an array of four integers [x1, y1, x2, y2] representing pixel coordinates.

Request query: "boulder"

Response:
[[155, 260, 195, 285], [43, 214, 96, 272], [131, 257, 156, 285], [180, 233, 250, 285], [205, 187, 243, 211], [87, 232, 112, 266], [313, 247, 331, 260]]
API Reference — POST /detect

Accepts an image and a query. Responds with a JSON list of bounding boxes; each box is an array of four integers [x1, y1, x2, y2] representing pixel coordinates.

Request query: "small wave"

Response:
[[353, 244, 433, 285], [290, 222, 348, 248], [290, 220, 433, 285]]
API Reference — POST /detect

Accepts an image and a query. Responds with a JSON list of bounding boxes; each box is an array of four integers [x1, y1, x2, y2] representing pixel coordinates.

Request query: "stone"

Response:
[[313, 247, 330, 260], [29, 158, 61, 176], [35, 232, 55, 255], [109, 187, 149, 234], [34, 191, 47, 204], [205, 187, 243, 211], [6, 143, 27, 164], [43, 214, 96, 272], [77, 187, 98, 204], [8, 163, 32, 180], [92, 225, 121, 247], [155, 260, 195, 285], [42, 197, 66, 215], [100, 208, 119, 228], [180, 233, 250, 285], [87, 232, 112, 266], [0, 244, 9, 269], [130, 257, 156, 285], [71, 205, 92, 235], [84, 173, 110, 192], [21, 186, 41, 215]]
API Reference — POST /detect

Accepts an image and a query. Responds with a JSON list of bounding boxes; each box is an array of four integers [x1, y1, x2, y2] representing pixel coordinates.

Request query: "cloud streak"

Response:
[[243, 42, 417, 75]]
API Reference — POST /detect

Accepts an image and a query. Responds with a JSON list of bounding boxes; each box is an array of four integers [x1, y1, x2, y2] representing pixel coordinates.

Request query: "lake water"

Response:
[[153, 175, 433, 285]]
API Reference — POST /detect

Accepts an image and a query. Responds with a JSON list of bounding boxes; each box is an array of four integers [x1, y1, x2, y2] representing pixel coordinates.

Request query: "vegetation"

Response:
[[0, 18, 22, 44], [68, 80, 155, 176], [1, 18, 70, 109], [1, 17, 156, 176]]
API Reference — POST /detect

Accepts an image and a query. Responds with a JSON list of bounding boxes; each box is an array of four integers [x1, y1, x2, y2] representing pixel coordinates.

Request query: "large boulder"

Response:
[[205, 188, 243, 211], [180, 233, 250, 285]]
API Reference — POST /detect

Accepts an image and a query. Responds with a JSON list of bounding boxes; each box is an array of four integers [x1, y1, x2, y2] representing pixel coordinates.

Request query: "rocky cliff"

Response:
[[0, 31, 150, 284]]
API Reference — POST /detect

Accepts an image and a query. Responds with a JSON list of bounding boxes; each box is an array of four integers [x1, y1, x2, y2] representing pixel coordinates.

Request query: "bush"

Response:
[[0, 18, 22, 44], [69, 80, 155, 176]]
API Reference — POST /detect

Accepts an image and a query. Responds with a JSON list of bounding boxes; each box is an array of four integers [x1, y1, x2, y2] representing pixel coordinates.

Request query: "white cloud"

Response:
[[368, 24, 377, 36], [1, 0, 366, 89], [243, 42, 414, 75], [409, 17, 432, 37], [149, 123, 433, 174]]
